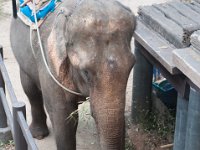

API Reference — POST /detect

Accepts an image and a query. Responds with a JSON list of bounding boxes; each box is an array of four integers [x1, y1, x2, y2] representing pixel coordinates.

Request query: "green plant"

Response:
[[0, 140, 14, 150], [66, 100, 94, 129], [141, 110, 175, 138], [125, 138, 136, 150]]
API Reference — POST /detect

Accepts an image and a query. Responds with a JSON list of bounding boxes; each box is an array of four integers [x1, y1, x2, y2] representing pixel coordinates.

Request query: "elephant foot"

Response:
[[30, 123, 49, 140]]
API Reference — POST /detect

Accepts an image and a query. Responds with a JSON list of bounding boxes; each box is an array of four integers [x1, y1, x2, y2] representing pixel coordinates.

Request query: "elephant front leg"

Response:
[[20, 69, 49, 140], [49, 101, 79, 150]]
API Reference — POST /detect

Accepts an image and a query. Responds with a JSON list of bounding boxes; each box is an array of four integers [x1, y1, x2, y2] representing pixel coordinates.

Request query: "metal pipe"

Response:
[[0, 88, 14, 133], [0, 46, 5, 92], [0, 53, 18, 103], [13, 102, 27, 150], [12, 0, 17, 18], [18, 111, 38, 150], [0, 94, 7, 128], [0, 46, 7, 128]]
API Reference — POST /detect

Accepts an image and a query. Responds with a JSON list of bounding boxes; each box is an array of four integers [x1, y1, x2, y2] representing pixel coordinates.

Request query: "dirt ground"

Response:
[[0, 0, 171, 149]]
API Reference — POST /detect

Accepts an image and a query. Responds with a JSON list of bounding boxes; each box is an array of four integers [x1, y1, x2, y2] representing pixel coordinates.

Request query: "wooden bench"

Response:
[[132, 1, 200, 150], [173, 47, 200, 89]]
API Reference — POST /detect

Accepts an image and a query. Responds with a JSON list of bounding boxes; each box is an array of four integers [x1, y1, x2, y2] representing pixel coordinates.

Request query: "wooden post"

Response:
[[173, 94, 188, 150], [131, 40, 153, 123], [185, 88, 200, 150]]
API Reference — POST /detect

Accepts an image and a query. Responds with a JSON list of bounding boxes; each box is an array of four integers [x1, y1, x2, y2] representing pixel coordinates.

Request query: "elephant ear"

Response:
[[47, 7, 71, 76]]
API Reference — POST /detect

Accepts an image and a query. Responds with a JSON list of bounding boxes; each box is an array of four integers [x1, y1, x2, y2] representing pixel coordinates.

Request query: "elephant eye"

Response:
[[84, 70, 89, 77], [84, 70, 90, 80], [81, 70, 91, 82], [66, 42, 73, 47]]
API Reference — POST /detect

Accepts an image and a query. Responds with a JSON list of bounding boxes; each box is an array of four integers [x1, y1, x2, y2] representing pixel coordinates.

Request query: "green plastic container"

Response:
[[152, 79, 177, 109]]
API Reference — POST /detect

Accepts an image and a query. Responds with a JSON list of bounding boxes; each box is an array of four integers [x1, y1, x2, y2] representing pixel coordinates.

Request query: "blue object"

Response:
[[19, 0, 56, 22], [153, 67, 161, 82], [152, 79, 177, 109]]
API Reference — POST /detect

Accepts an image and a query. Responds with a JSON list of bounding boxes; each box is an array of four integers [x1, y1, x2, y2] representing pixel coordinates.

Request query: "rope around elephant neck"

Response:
[[30, 0, 84, 96]]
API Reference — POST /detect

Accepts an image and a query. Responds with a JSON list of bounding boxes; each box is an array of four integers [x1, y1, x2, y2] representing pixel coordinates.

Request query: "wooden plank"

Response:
[[154, 3, 198, 30], [169, 1, 200, 24], [186, 1, 200, 14], [194, 0, 200, 4], [134, 20, 180, 74], [173, 47, 200, 89], [155, 3, 200, 32], [138, 43, 188, 98], [154, 3, 200, 45], [190, 30, 200, 52], [138, 6, 187, 48]]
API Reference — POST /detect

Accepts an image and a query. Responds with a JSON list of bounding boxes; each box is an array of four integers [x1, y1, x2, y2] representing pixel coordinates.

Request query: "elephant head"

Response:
[[47, 0, 136, 149]]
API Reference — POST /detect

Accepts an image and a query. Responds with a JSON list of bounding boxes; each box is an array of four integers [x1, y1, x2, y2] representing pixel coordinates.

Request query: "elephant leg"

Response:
[[20, 69, 49, 139], [45, 95, 78, 150]]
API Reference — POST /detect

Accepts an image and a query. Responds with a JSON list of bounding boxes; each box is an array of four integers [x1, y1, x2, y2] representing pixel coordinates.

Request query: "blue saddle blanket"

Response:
[[19, 0, 56, 22]]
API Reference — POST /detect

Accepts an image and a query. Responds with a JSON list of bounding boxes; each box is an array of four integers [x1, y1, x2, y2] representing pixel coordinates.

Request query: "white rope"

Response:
[[30, 0, 83, 96]]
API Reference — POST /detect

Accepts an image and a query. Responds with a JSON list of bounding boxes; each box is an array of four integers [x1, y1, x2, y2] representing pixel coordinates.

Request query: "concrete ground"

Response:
[[0, 0, 169, 149]]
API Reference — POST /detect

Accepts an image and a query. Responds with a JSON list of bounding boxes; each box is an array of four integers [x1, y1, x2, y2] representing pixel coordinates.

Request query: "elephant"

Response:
[[10, 0, 136, 149]]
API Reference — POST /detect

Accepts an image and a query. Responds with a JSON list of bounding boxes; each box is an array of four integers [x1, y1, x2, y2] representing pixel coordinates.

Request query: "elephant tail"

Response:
[[12, 0, 17, 18]]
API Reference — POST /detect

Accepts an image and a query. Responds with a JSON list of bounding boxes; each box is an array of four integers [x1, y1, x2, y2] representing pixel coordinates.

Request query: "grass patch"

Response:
[[66, 100, 95, 130], [0, 140, 14, 150], [141, 109, 175, 139], [125, 138, 136, 150]]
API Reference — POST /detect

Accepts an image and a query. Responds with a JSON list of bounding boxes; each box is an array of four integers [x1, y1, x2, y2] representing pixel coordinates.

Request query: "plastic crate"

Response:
[[152, 79, 177, 109]]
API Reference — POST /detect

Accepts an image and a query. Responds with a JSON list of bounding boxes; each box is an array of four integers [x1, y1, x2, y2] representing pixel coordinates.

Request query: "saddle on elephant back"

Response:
[[18, 0, 60, 27]]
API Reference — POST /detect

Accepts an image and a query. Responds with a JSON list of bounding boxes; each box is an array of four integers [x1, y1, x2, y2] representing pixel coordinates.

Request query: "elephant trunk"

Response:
[[98, 109, 125, 150], [91, 91, 126, 150], [87, 50, 134, 149]]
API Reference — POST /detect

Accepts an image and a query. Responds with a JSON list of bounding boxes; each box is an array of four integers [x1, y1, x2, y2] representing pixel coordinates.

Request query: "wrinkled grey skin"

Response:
[[10, 0, 136, 149]]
